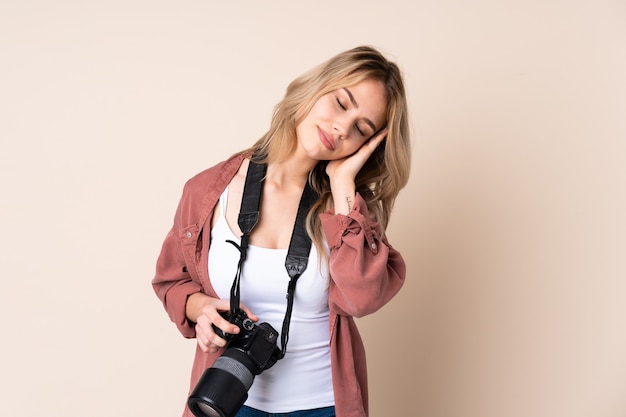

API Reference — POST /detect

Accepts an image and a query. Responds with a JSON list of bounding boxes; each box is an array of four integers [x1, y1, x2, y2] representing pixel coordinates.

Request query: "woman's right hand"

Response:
[[186, 293, 258, 354]]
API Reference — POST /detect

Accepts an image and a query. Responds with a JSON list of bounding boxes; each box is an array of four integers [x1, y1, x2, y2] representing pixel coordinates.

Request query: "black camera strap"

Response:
[[225, 159, 318, 359]]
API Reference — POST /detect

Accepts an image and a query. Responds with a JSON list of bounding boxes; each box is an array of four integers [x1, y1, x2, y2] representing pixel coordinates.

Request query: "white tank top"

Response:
[[209, 186, 334, 412]]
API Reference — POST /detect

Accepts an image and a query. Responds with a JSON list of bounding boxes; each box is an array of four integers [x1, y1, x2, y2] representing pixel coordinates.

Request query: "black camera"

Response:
[[187, 309, 281, 417]]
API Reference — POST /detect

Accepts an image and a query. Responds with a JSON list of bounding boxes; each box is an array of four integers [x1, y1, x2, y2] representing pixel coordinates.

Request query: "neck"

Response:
[[266, 151, 317, 189]]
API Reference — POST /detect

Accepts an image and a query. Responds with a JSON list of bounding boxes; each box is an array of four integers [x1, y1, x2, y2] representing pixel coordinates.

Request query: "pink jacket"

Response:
[[152, 153, 406, 417]]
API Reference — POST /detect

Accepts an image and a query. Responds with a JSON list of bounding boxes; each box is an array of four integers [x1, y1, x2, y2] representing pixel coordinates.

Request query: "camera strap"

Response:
[[225, 159, 318, 359]]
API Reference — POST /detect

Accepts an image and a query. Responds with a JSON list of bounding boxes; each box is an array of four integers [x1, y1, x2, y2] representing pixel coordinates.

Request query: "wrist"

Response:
[[186, 292, 212, 323], [330, 181, 356, 215]]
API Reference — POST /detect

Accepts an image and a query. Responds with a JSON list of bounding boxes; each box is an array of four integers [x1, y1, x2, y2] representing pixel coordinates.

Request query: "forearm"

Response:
[[330, 177, 356, 215], [320, 193, 406, 317]]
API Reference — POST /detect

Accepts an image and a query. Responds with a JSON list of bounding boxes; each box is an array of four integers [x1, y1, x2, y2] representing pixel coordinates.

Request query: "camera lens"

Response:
[[194, 402, 224, 417], [188, 349, 256, 417], [188, 319, 281, 417]]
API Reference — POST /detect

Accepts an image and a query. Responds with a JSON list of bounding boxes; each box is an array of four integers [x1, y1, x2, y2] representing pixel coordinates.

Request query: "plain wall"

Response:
[[1, 1, 625, 416]]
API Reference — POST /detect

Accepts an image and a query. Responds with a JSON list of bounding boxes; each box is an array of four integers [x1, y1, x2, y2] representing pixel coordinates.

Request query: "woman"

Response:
[[152, 45, 411, 417]]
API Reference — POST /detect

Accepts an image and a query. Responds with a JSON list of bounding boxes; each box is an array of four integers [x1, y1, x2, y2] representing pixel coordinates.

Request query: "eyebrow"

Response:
[[343, 88, 377, 132]]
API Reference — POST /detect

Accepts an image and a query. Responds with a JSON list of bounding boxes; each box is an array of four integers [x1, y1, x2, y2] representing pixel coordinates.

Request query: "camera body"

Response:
[[188, 309, 281, 417], [213, 308, 281, 374]]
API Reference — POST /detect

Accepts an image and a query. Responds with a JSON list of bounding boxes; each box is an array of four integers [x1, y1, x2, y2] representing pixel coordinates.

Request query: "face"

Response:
[[295, 78, 388, 161]]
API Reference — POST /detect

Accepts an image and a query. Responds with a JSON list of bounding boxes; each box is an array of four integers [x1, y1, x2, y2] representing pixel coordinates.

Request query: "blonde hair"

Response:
[[244, 46, 411, 253]]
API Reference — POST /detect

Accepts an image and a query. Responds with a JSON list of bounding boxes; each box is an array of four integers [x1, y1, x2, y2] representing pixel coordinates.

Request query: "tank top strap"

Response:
[[218, 185, 229, 220]]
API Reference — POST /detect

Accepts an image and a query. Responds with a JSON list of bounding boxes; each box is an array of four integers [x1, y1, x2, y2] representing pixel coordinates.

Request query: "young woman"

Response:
[[152, 45, 411, 417]]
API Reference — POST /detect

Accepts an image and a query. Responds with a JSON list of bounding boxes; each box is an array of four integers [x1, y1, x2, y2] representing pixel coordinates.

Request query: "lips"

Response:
[[318, 127, 336, 150]]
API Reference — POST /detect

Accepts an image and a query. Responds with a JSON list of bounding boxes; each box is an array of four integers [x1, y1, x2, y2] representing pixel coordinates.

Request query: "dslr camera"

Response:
[[187, 308, 281, 417]]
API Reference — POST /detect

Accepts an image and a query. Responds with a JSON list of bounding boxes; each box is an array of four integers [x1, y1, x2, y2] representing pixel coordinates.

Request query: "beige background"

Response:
[[1, 1, 625, 416]]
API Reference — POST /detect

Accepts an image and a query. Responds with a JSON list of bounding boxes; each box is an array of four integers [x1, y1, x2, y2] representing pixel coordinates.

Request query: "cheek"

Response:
[[313, 95, 338, 119], [341, 138, 368, 156]]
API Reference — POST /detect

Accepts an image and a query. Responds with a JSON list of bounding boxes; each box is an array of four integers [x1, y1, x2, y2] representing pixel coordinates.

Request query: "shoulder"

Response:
[[173, 153, 247, 227], [182, 153, 247, 196], [187, 153, 245, 185]]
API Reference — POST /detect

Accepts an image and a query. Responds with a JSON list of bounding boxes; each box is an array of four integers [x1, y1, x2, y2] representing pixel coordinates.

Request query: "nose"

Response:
[[332, 120, 349, 140]]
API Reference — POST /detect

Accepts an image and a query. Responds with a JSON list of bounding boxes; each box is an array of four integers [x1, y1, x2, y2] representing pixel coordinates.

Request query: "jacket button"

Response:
[[186, 232, 193, 238]]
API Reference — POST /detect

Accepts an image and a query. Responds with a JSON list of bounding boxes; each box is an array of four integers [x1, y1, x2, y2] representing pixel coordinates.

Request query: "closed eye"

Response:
[[354, 124, 366, 136], [336, 97, 347, 111]]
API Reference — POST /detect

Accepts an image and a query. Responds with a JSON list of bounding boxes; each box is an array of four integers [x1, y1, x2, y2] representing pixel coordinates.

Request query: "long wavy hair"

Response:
[[243, 46, 411, 254]]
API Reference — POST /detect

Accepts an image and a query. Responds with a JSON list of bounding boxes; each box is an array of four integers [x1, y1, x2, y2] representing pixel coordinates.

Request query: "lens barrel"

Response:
[[187, 349, 256, 417]]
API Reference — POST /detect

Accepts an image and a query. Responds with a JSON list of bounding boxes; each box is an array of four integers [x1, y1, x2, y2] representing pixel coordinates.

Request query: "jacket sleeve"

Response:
[[151, 192, 203, 339], [320, 193, 406, 318]]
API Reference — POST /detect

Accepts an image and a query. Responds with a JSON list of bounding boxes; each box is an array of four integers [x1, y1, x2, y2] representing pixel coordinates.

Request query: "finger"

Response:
[[239, 303, 259, 322], [366, 127, 388, 149], [198, 311, 239, 338], [199, 338, 222, 354], [215, 313, 241, 335], [196, 323, 228, 353], [195, 325, 215, 353], [198, 335, 218, 353], [200, 299, 240, 334], [206, 332, 228, 349], [207, 298, 232, 315], [353, 128, 388, 160]]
